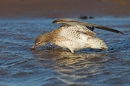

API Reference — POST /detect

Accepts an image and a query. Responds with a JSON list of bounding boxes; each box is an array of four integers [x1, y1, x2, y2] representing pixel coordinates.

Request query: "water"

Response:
[[0, 17, 130, 86]]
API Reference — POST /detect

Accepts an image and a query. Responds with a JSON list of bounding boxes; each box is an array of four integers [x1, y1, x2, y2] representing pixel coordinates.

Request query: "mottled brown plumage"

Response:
[[31, 18, 123, 53]]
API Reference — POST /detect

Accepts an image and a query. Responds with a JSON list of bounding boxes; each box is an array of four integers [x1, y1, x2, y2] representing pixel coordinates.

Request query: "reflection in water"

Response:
[[0, 18, 130, 86], [32, 48, 108, 85]]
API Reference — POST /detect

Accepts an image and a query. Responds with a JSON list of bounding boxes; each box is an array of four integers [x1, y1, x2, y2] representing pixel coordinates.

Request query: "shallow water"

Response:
[[0, 17, 130, 86]]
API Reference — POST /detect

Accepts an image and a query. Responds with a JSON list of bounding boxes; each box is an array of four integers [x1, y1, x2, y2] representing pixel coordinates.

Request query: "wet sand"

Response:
[[0, 0, 130, 19]]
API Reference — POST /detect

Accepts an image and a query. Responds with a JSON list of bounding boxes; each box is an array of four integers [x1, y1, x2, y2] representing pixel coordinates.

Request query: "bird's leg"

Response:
[[68, 48, 74, 53]]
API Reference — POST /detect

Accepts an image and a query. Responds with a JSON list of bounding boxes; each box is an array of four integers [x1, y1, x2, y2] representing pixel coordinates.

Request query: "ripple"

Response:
[[0, 18, 130, 86]]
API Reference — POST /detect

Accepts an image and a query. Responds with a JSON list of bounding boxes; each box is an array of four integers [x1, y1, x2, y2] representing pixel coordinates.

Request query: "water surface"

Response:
[[0, 17, 130, 86]]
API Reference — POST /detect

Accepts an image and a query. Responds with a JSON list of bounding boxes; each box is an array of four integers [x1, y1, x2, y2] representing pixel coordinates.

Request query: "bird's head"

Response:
[[31, 34, 48, 50]]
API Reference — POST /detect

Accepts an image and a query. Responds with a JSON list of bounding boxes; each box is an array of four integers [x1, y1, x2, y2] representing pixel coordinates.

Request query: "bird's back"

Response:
[[50, 25, 107, 53]]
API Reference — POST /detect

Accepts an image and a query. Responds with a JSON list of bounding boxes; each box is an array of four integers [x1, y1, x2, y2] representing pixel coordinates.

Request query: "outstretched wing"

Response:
[[80, 22, 123, 34], [53, 18, 123, 34]]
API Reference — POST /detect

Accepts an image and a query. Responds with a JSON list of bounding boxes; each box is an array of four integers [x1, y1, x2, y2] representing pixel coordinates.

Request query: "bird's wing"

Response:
[[60, 25, 96, 37], [52, 18, 123, 34], [79, 22, 124, 34], [75, 25, 96, 37], [58, 25, 96, 41]]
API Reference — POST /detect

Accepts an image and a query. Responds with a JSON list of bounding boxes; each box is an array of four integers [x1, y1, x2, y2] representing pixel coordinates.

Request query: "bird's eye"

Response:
[[36, 42, 41, 45]]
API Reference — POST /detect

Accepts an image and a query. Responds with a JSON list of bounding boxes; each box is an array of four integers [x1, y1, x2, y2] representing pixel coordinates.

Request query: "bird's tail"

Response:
[[87, 37, 108, 50]]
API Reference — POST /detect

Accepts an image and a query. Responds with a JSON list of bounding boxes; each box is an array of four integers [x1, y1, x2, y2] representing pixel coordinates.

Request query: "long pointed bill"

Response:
[[30, 45, 36, 50]]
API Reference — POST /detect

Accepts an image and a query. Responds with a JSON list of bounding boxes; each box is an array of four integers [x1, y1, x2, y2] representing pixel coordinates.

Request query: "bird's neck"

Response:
[[43, 32, 52, 42]]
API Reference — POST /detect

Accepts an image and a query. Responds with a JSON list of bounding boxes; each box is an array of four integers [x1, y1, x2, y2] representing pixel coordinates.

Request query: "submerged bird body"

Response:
[[31, 18, 123, 53]]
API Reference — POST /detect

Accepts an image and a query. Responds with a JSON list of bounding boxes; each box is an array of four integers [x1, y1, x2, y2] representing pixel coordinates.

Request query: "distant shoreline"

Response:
[[0, 0, 129, 19]]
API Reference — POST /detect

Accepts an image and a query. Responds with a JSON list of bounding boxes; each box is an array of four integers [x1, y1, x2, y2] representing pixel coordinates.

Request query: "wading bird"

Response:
[[31, 18, 123, 53]]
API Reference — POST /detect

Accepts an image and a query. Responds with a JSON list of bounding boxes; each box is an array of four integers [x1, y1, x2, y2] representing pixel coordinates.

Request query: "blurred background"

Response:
[[0, 0, 130, 19]]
